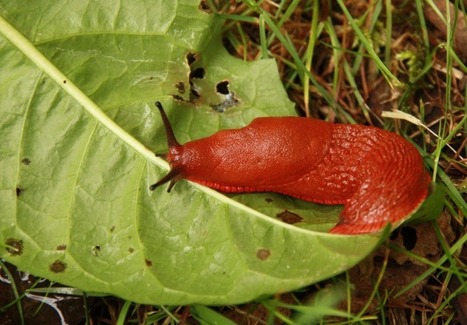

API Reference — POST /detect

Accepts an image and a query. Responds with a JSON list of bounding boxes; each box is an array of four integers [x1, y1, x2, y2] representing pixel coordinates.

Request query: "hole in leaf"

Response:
[[211, 81, 239, 112], [5, 238, 23, 256], [401, 226, 417, 250], [50, 260, 67, 273], [186, 52, 198, 66], [189, 67, 205, 79], [16, 188, 22, 197], [175, 52, 206, 103], [216, 81, 230, 95], [390, 228, 400, 240]]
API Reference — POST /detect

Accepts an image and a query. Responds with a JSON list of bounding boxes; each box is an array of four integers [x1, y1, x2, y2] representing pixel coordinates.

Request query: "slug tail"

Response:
[[329, 173, 431, 235]]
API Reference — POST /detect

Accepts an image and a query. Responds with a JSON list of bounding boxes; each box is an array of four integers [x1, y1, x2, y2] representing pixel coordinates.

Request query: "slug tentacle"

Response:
[[149, 167, 182, 192], [155, 101, 181, 148], [150, 101, 184, 192], [150, 102, 431, 235]]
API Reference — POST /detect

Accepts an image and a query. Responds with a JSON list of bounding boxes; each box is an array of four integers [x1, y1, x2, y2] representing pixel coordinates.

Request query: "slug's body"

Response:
[[151, 102, 431, 234]]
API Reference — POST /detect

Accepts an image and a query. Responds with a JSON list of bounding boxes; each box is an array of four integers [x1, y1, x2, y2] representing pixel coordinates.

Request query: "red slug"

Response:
[[150, 101, 431, 234]]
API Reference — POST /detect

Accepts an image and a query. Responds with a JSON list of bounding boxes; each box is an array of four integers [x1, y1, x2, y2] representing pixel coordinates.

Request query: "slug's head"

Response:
[[149, 101, 185, 193]]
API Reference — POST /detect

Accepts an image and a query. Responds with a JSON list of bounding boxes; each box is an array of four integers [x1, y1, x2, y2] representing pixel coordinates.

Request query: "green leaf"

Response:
[[0, 0, 382, 305], [406, 183, 445, 224]]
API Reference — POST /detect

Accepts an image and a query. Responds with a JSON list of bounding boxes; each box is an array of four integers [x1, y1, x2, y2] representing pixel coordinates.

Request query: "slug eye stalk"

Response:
[[149, 168, 182, 192], [149, 101, 183, 193], [154, 101, 181, 149]]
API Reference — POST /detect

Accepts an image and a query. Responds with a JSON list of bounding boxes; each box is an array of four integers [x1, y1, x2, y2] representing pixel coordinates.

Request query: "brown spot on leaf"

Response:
[[256, 248, 271, 261], [277, 210, 303, 224], [56, 244, 67, 251], [145, 259, 153, 267], [265, 197, 273, 203], [21, 158, 31, 165], [16, 188, 22, 197], [92, 245, 101, 256], [50, 260, 66, 273], [198, 1, 211, 13], [186, 52, 198, 66], [5, 238, 23, 256], [128, 248, 134, 253], [175, 81, 186, 94], [172, 94, 184, 101], [110, 226, 115, 232]]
